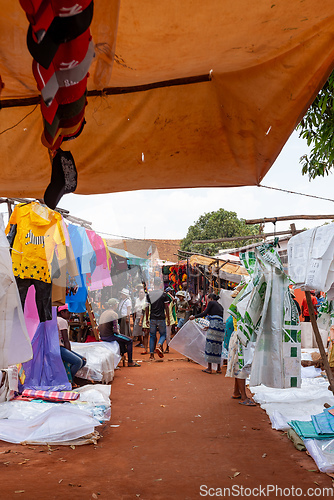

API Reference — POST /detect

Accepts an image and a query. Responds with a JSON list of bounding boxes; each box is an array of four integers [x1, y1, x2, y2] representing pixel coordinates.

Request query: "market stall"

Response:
[[247, 222, 334, 473], [0, 200, 120, 445], [172, 242, 301, 388]]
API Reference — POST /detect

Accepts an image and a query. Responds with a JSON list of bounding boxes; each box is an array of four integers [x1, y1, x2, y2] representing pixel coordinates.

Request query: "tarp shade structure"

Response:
[[189, 254, 248, 277], [107, 246, 148, 266], [1, 2, 334, 197]]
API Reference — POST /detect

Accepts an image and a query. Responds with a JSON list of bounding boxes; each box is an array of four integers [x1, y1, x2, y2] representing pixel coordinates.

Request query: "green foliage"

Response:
[[180, 208, 260, 256], [298, 71, 334, 179]]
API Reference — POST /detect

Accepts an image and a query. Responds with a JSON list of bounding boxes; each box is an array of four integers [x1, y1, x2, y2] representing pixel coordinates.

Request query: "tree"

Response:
[[298, 71, 334, 179], [180, 208, 260, 256]]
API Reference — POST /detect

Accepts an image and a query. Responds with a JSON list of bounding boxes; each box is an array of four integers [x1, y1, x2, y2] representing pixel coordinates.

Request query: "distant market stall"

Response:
[[163, 251, 249, 296]]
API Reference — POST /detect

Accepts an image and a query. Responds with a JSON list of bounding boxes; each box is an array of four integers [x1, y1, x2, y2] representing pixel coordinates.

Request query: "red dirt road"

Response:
[[0, 350, 333, 499]]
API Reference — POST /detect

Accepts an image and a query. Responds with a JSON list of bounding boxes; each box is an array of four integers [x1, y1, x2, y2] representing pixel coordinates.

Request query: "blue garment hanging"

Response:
[[66, 224, 96, 313]]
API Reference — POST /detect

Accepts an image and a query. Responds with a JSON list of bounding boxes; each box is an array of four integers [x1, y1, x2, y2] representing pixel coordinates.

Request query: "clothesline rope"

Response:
[[0, 105, 38, 136], [96, 230, 149, 242], [259, 184, 334, 203]]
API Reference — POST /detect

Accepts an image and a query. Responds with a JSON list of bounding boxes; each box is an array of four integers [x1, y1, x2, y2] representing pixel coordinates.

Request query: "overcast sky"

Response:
[[55, 130, 334, 242]]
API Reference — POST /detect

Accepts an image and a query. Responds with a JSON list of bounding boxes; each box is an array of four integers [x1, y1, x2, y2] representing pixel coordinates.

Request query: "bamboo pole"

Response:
[[246, 215, 334, 225], [1, 74, 211, 109], [305, 291, 334, 394]]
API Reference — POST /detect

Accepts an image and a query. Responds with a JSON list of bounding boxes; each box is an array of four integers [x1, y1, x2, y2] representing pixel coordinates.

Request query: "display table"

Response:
[[71, 341, 121, 384]]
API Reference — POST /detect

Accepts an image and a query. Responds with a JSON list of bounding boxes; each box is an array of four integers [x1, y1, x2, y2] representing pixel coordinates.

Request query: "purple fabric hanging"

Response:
[[20, 307, 71, 392]]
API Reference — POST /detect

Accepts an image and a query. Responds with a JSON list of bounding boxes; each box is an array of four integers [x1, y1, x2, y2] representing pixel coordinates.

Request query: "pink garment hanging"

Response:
[[23, 286, 40, 341], [85, 229, 112, 290]]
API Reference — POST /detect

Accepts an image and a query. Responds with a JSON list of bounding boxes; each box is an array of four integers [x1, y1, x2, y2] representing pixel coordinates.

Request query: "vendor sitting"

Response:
[[57, 304, 86, 385], [99, 298, 140, 367]]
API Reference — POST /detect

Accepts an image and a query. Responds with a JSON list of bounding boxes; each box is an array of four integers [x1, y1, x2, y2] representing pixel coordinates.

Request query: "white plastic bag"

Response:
[[304, 438, 334, 473], [288, 223, 334, 292]]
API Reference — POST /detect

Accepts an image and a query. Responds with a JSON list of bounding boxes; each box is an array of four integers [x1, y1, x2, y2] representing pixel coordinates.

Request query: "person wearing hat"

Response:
[[99, 298, 140, 367], [57, 304, 86, 385], [175, 290, 189, 331], [118, 288, 132, 337]]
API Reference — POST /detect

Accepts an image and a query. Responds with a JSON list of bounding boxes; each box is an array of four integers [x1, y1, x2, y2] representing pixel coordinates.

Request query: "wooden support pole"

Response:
[[246, 215, 334, 225], [85, 299, 100, 340], [178, 249, 211, 258], [290, 223, 297, 236], [192, 229, 302, 245], [0, 74, 212, 109], [305, 291, 334, 394], [7, 201, 12, 218]]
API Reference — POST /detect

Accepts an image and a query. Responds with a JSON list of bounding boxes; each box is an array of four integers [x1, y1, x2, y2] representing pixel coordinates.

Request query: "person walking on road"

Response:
[[148, 277, 171, 360]]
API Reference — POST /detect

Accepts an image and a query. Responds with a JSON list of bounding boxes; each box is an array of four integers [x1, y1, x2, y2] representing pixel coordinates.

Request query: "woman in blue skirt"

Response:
[[190, 293, 224, 374]]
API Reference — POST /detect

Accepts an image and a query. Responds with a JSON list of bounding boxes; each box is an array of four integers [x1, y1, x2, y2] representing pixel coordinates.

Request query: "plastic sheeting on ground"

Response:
[[0, 384, 111, 445], [0, 404, 100, 445], [304, 439, 334, 473], [71, 341, 121, 384], [250, 349, 334, 473], [251, 350, 326, 424], [252, 377, 334, 430]]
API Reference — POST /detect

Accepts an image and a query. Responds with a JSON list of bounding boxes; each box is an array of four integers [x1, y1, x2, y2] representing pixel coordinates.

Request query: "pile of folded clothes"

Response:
[[289, 406, 334, 440]]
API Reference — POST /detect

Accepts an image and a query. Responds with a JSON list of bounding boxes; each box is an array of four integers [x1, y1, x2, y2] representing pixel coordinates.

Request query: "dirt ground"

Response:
[[0, 347, 333, 499]]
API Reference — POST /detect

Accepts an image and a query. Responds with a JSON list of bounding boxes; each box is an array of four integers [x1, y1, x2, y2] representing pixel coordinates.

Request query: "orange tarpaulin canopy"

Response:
[[1, 1, 334, 197]]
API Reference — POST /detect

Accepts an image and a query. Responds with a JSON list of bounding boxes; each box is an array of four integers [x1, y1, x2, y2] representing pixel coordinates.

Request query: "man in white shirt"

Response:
[[118, 288, 132, 337], [133, 287, 147, 347]]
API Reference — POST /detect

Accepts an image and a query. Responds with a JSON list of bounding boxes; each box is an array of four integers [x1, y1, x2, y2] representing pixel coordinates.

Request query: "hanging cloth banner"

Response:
[[0, 215, 32, 369], [229, 243, 301, 389], [288, 222, 334, 295], [249, 244, 301, 389]]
